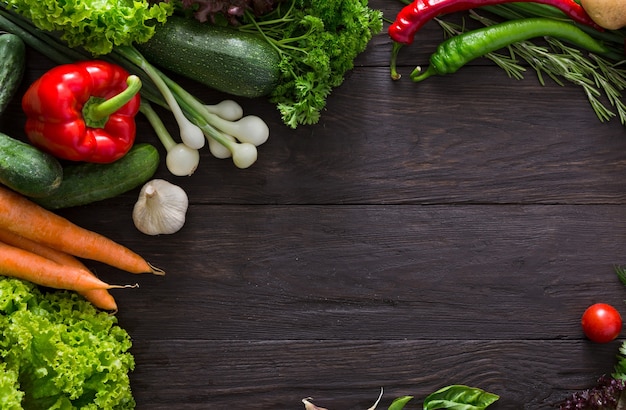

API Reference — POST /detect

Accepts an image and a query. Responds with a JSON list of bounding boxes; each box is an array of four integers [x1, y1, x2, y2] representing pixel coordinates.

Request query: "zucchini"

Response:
[[34, 143, 160, 209], [136, 16, 281, 98], [0, 33, 26, 114], [0, 132, 63, 198]]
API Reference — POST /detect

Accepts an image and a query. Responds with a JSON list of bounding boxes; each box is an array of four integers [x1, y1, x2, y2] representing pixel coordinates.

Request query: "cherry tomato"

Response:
[[581, 303, 623, 343]]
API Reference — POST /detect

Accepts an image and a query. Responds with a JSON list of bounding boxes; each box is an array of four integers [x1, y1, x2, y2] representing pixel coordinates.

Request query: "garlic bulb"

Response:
[[133, 179, 188, 235]]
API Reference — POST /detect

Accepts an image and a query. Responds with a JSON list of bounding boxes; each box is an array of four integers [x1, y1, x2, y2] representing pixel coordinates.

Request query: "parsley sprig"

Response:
[[238, 0, 383, 129]]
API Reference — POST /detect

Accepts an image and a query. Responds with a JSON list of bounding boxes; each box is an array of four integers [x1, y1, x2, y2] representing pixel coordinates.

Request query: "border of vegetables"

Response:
[[2, 0, 626, 407]]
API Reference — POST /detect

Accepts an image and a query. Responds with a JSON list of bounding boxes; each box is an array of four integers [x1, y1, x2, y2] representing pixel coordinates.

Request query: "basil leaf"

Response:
[[388, 395, 414, 410], [423, 385, 499, 410]]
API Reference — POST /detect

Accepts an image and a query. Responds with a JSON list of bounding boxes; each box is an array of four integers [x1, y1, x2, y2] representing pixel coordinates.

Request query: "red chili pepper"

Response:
[[22, 60, 142, 163], [389, 0, 603, 45]]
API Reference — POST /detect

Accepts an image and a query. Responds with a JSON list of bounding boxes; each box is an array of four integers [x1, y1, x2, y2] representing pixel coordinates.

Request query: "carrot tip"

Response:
[[148, 262, 165, 276], [110, 283, 139, 290]]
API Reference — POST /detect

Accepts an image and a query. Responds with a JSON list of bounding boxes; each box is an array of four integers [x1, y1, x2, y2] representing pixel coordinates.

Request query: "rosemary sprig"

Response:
[[615, 265, 626, 287], [437, 11, 626, 124], [590, 54, 626, 124], [506, 35, 618, 122]]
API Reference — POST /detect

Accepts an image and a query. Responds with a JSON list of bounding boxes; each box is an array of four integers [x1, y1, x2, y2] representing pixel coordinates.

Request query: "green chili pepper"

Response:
[[411, 17, 624, 82]]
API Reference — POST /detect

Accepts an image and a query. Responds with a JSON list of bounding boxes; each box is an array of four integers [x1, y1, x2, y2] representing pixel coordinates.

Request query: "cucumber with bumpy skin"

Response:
[[0, 133, 63, 197], [0, 33, 25, 114], [136, 15, 281, 98], [34, 143, 160, 209]]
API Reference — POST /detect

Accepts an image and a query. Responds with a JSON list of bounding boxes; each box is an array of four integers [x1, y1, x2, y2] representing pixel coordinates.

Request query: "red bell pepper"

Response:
[[22, 60, 142, 163]]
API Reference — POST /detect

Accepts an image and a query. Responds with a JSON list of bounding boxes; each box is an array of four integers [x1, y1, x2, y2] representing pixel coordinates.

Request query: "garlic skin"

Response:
[[133, 179, 189, 235]]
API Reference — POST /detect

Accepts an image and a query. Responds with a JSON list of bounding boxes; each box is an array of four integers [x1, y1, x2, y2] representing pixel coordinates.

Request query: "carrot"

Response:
[[0, 185, 163, 275], [81, 288, 119, 312], [0, 229, 118, 311], [0, 240, 134, 292]]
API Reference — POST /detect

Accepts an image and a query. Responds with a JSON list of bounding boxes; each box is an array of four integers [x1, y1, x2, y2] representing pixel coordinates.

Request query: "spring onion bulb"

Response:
[[166, 145, 200, 177], [204, 100, 243, 121], [140, 102, 199, 176], [207, 134, 234, 159], [205, 112, 269, 146], [204, 131, 257, 169], [231, 142, 258, 169]]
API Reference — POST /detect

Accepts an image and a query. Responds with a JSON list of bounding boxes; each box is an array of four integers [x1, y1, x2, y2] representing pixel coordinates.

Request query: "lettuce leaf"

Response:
[[0, 362, 23, 410], [0, 277, 135, 409], [1, 0, 173, 55]]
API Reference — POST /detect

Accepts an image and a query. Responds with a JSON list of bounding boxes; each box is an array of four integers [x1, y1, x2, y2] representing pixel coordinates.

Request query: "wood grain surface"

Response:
[[3, 1, 626, 409]]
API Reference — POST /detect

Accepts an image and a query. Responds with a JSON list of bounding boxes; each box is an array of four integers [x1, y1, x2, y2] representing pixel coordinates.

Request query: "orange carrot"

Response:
[[0, 240, 132, 292], [0, 229, 118, 311], [0, 185, 163, 275]]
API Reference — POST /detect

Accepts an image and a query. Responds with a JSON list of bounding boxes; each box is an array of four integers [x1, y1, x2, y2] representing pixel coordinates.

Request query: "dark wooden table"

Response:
[[4, 1, 626, 408]]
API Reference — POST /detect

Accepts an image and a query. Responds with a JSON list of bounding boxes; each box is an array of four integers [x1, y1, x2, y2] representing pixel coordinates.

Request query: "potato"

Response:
[[581, 0, 626, 29]]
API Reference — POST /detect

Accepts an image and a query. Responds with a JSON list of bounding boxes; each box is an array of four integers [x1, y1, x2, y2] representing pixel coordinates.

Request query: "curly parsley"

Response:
[[238, 0, 383, 128]]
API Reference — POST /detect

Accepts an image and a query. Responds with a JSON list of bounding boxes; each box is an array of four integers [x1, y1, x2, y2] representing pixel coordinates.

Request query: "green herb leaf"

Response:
[[614, 341, 626, 380], [423, 385, 499, 410], [238, 0, 383, 128], [615, 266, 626, 287], [388, 395, 414, 410]]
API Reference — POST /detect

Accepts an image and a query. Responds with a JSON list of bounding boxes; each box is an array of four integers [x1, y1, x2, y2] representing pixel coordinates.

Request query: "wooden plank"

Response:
[[127, 339, 620, 409], [56, 204, 626, 342]]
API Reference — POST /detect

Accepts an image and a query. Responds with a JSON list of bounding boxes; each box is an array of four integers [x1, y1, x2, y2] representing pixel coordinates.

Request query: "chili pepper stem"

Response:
[[390, 42, 403, 80], [84, 75, 142, 126], [410, 65, 436, 82]]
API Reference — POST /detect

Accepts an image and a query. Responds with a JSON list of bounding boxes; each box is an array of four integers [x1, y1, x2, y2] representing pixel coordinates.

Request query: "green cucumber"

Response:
[[136, 15, 281, 98], [0, 132, 63, 198], [34, 143, 160, 209], [0, 33, 26, 114]]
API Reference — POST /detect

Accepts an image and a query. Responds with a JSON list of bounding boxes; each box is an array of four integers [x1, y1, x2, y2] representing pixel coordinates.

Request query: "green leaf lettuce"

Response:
[[0, 277, 135, 409], [1, 0, 173, 55]]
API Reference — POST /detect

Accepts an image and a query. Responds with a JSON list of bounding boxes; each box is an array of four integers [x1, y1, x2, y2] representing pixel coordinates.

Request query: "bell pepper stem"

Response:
[[87, 75, 142, 122]]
